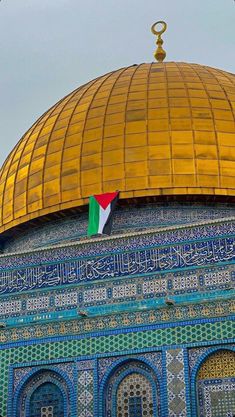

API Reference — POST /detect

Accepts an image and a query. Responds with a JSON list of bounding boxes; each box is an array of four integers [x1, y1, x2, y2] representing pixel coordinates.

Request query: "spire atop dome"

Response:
[[151, 20, 167, 62]]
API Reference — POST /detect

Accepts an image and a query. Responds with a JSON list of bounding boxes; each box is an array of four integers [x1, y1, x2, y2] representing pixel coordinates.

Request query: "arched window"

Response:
[[196, 350, 235, 417], [104, 360, 160, 417], [15, 370, 70, 417], [29, 382, 64, 417], [116, 372, 154, 417]]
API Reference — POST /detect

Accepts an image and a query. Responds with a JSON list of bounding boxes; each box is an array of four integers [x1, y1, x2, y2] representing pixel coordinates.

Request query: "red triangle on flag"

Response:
[[94, 192, 119, 210]]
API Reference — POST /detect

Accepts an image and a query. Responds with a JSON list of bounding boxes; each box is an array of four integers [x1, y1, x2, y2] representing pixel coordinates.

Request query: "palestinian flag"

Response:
[[88, 192, 119, 236]]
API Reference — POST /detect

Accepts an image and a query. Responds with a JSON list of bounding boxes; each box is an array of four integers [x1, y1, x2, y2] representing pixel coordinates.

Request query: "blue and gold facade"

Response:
[[0, 59, 235, 417]]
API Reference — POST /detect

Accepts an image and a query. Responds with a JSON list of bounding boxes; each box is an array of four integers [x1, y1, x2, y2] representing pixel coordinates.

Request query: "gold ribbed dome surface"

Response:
[[0, 62, 235, 233]]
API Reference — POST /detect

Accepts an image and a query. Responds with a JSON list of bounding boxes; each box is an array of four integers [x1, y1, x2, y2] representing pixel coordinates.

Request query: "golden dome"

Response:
[[0, 62, 235, 234]]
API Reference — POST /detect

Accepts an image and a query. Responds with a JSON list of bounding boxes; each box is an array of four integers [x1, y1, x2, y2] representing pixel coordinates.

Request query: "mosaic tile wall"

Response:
[[1, 235, 235, 296], [77, 368, 94, 417], [196, 350, 235, 417], [8, 347, 235, 417], [3, 204, 235, 253], [104, 360, 160, 417], [0, 298, 234, 345], [197, 378, 235, 417], [1, 318, 235, 416], [17, 369, 70, 417], [1, 214, 234, 268], [166, 349, 187, 417], [0, 263, 233, 325], [198, 350, 235, 379], [116, 373, 154, 417], [0, 209, 234, 416], [0, 224, 235, 296], [0, 212, 234, 336]]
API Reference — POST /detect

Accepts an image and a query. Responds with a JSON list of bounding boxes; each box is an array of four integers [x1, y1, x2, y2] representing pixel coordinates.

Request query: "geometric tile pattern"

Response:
[[1, 216, 234, 274], [197, 350, 235, 417], [16, 370, 70, 417], [1, 299, 234, 344], [142, 352, 163, 377], [198, 350, 235, 379], [77, 370, 94, 417], [13, 366, 33, 391], [98, 352, 162, 382], [188, 345, 235, 374], [104, 360, 160, 417], [11, 363, 75, 417], [116, 373, 154, 417], [188, 347, 212, 373], [0, 263, 234, 321], [0, 208, 234, 417], [4, 205, 235, 253], [197, 378, 235, 417], [166, 349, 187, 417], [0, 319, 233, 415], [77, 360, 95, 371]]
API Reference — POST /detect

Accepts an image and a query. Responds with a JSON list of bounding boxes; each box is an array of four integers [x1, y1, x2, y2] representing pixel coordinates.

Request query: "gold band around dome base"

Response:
[[151, 20, 167, 62]]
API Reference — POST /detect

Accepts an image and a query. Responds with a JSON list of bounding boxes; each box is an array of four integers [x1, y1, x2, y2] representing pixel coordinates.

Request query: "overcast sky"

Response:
[[0, 0, 234, 166]]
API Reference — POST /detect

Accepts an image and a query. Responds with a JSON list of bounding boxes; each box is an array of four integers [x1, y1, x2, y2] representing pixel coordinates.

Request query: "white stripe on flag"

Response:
[[98, 204, 111, 234]]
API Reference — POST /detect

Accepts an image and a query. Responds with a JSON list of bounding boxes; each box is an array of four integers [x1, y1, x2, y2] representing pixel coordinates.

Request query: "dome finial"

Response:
[[151, 21, 167, 62]]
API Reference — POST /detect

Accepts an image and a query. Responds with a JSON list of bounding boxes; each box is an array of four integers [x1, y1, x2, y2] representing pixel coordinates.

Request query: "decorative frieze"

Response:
[[4, 205, 235, 253], [0, 236, 234, 297], [0, 264, 234, 320]]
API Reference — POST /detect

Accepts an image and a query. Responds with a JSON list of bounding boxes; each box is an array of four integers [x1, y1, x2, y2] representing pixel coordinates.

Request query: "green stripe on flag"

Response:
[[88, 196, 100, 236]]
